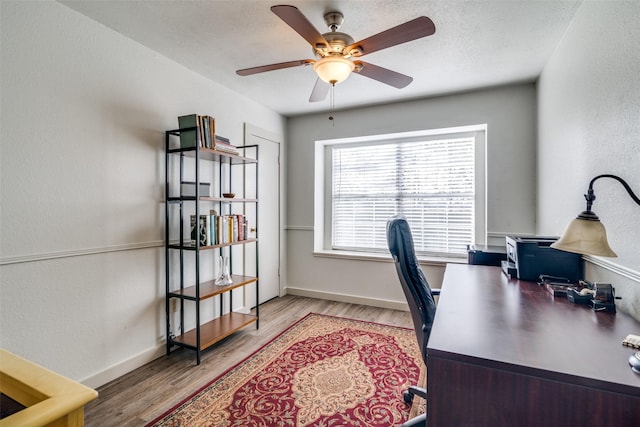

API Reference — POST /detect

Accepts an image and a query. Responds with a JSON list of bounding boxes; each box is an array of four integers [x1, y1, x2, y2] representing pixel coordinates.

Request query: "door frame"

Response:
[[244, 123, 285, 303]]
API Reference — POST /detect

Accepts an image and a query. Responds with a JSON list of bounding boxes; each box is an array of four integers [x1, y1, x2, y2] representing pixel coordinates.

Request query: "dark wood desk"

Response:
[[427, 264, 640, 427]]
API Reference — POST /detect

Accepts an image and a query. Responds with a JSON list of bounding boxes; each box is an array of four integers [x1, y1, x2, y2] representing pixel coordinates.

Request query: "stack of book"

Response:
[[190, 213, 249, 246], [214, 135, 239, 155], [177, 114, 239, 155]]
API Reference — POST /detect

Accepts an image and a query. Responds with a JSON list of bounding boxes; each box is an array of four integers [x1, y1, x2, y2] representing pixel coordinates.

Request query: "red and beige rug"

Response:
[[147, 313, 425, 426]]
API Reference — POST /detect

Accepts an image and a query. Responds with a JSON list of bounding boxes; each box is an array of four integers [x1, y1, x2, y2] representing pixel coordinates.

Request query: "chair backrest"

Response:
[[386, 215, 437, 364]]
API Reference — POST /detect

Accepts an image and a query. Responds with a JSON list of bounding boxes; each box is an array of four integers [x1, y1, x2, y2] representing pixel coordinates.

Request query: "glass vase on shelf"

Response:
[[215, 255, 233, 286]]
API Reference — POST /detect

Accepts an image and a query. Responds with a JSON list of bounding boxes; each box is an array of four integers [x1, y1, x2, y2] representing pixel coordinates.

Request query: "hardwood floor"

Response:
[[84, 295, 412, 426]]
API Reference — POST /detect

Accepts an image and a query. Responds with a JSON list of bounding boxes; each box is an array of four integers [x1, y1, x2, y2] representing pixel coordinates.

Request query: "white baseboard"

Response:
[[80, 344, 166, 389], [285, 287, 409, 312]]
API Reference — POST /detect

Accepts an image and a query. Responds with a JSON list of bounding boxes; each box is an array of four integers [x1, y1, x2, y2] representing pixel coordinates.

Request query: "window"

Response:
[[314, 125, 486, 259]]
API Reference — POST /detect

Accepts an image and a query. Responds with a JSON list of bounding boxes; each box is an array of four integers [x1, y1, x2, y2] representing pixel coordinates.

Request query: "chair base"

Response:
[[402, 412, 426, 427], [404, 385, 427, 403], [403, 385, 427, 425]]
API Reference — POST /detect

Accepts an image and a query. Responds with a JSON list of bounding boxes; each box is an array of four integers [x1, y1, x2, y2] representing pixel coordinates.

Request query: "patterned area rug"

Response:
[[147, 313, 424, 427]]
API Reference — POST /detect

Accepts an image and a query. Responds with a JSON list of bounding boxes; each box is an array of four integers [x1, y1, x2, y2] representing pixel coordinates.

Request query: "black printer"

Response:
[[501, 236, 583, 282], [467, 245, 507, 266]]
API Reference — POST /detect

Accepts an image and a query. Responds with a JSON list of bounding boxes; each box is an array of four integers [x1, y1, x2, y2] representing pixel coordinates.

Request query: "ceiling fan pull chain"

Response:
[[329, 83, 335, 125]]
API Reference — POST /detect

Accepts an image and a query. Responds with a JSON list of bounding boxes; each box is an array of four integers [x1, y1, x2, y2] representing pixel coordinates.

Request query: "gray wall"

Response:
[[4, 0, 637, 392], [286, 84, 537, 306], [0, 1, 285, 387], [537, 1, 640, 320]]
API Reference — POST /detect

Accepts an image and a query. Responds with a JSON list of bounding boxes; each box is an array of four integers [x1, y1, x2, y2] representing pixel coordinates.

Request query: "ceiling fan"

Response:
[[236, 5, 436, 102]]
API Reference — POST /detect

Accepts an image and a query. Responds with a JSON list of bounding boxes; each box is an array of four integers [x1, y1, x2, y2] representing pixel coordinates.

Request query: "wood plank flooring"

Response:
[[84, 295, 412, 426]]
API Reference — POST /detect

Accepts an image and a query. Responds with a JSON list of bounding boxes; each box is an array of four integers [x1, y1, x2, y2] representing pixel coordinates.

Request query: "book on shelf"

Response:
[[177, 114, 216, 149], [187, 213, 249, 246], [190, 215, 210, 246], [201, 116, 211, 148], [177, 114, 201, 148], [213, 135, 240, 155], [177, 113, 241, 155], [206, 116, 216, 148], [208, 213, 248, 245]]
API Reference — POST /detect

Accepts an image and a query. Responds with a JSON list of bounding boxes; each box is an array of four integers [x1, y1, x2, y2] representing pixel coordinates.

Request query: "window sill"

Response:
[[312, 249, 467, 267]]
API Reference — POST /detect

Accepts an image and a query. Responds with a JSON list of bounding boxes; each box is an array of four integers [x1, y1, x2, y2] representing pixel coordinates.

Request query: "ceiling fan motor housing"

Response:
[[317, 32, 354, 56]]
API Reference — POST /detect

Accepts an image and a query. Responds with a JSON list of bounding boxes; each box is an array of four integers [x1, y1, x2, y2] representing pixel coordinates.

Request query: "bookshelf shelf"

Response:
[[171, 312, 258, 351], [168, 238, 258, 251], [165, 121, 259, 365], [167, 196, 258, 203], [168, 275, 258, 300], [165, 134, 258, 164]]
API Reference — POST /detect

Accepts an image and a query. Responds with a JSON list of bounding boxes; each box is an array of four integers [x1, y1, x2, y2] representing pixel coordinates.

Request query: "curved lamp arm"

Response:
[[582, 174, 640, 216], [552, 174, 639, 257]]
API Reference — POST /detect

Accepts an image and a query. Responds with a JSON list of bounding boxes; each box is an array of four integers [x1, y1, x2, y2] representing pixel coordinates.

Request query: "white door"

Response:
[[243, 124, 281, 308]]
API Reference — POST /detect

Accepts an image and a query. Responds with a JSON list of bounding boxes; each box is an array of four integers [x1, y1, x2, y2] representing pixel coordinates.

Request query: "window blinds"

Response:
[[332, 136, 475, 256]]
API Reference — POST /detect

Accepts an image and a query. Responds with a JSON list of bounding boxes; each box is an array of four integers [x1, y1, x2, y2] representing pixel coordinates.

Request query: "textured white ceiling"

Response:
[[60, 0, 583, 116]]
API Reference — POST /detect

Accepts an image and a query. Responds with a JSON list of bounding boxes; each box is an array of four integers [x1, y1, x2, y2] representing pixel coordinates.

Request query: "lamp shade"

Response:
[[313, 56, 355, 84], [551, 214, 617, 257]]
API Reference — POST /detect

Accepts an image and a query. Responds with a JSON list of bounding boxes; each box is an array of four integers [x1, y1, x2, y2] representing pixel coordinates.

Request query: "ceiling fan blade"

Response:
[[271, 5, 328, 49], [346, 16, 435, 56], [236, 59, 313, 76], [354, 61, 413, 89], [309, 78, 330, 102]]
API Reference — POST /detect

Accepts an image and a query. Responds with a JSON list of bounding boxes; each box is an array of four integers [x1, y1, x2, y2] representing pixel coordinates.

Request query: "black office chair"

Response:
[[387, 215, 440, 427]]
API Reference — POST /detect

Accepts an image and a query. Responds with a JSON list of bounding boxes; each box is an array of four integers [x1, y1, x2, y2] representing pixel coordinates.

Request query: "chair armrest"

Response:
[[407, 385, 427, 399]]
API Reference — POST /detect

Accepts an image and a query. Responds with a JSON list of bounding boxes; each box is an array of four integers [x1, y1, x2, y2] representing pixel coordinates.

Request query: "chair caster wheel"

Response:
[[403, 390, 414, 405]]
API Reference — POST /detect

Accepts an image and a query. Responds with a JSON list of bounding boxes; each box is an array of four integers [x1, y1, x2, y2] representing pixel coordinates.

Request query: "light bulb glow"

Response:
[[313, 56, 355, 84]]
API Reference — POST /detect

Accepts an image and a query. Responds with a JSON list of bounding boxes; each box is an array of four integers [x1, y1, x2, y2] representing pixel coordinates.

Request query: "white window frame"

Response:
[[314, 125, 487, 260]]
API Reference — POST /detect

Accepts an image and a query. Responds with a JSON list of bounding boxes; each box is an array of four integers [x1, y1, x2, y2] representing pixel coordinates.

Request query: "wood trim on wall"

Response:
[[584, 255, 640, 284], [0, 240, 164, 265]]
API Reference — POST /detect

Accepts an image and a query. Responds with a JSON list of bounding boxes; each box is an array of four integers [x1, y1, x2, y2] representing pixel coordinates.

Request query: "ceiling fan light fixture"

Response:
[[238, 5, 436, 102], [313, 56, 355, 84]]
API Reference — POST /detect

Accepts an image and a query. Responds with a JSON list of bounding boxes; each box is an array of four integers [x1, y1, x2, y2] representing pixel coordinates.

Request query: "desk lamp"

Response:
[[551, 174, 640, 257], [551, 174, 640, 374]]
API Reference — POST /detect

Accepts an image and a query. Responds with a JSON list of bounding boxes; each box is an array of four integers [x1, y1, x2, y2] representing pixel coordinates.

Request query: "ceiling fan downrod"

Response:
[[324, 11, 344, 32]]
